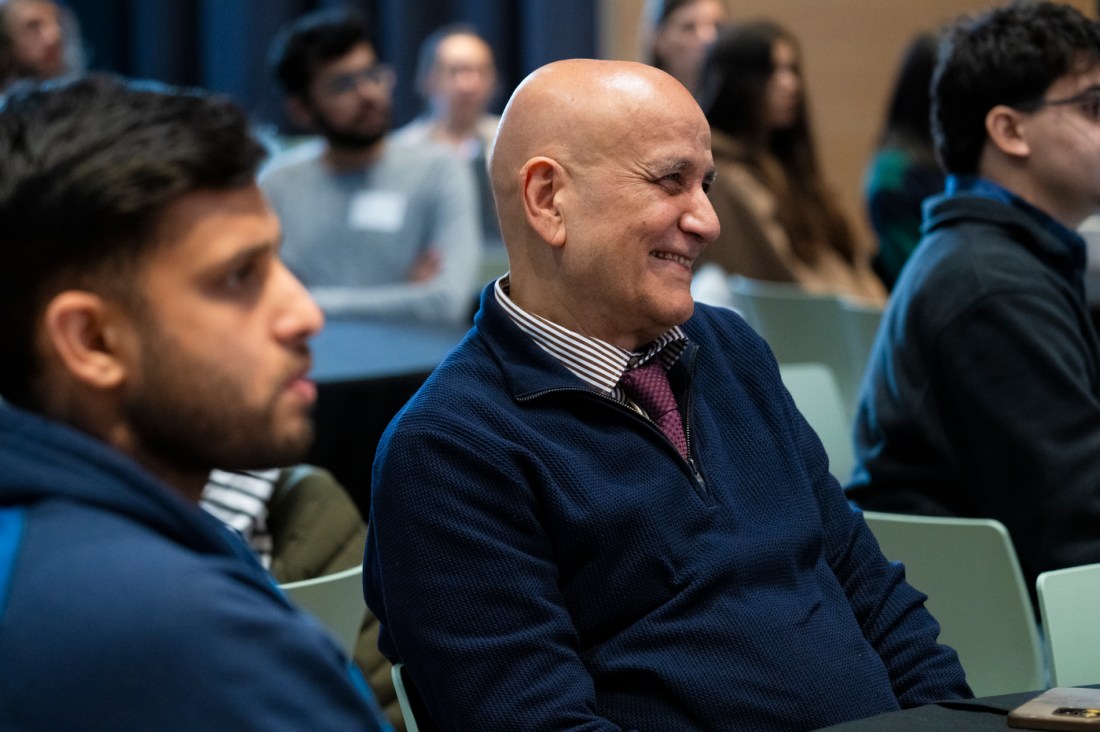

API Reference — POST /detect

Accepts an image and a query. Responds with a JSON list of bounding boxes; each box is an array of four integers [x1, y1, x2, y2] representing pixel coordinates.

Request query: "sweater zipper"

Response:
[[516, 386, 709, 495], [681, 352, 708, 496]]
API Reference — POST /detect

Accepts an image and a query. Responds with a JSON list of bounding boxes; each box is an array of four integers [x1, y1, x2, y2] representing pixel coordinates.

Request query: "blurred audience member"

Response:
[[264, 9, 481, 325], [395, 23, 502, 250], [863, 32, 944, 290], [0, 0, 82, 87], [696, 21, 885, 303], [848, 2, 1100, 597], [642, 0, 728, 93]]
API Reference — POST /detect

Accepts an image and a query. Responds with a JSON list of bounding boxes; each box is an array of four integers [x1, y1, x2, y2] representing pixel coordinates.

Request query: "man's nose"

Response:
[[274, 262, 324, 343], [682, 188, 720, 243]]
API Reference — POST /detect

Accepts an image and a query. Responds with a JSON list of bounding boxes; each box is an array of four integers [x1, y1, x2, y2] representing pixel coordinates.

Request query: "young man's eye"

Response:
[[225, 262, 261, 291]]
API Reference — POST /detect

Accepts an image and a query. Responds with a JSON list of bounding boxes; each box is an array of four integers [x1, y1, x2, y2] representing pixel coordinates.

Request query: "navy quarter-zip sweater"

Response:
[[365, 286, 970, 731]]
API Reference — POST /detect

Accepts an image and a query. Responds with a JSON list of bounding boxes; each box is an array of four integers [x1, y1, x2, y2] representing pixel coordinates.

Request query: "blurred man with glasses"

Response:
[[848, 1, 1100, 601], [264, 9, 482, 326]]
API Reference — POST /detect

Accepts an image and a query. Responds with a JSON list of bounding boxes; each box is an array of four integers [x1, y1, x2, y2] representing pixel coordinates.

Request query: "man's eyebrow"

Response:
[[212, 240, 277, 271], [651, 158, 718, 185], [651, 158, 692, 173]]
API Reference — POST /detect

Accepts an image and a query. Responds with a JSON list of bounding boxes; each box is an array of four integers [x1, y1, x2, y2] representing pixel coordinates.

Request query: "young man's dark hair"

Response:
[[0, 73, 265, 409], [932, 1, 1100, 173], [268, 7, 375, 99]]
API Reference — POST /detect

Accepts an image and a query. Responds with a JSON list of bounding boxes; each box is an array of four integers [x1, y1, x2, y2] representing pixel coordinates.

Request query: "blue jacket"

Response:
[[0, 404, 391, 731], [365, 287, 971, 731]]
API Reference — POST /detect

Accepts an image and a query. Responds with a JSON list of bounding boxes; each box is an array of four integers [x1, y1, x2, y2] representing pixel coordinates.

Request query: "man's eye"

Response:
[[226, 262, 259, 290], [1086, 94, 1100, 120]]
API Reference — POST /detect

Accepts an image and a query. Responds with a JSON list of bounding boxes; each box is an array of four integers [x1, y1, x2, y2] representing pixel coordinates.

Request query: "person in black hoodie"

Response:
[[848, 2, 1100, 601]]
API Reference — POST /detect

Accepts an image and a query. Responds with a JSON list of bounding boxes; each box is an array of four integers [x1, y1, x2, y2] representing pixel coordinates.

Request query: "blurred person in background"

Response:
[[0, 0, 82, 87], [395, 23, 503, 253], [696, 20, 886, 303], [863, 31, 944, 291], [264, 8, 481, 326], [642, 0, 729, 94], [848, 2, 1100, 600]]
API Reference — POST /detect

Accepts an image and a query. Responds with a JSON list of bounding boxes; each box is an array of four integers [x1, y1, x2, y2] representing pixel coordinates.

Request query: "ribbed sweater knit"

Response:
[[365, 287, 971, 731]]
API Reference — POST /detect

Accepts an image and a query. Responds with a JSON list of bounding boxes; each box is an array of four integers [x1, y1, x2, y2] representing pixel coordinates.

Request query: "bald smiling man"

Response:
[[364, 59, 970, 731]]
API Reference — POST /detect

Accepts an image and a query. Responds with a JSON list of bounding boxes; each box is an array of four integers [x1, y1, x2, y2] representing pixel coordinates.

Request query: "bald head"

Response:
[[486, 58, 719, 350], [490, 59, 700, 232]]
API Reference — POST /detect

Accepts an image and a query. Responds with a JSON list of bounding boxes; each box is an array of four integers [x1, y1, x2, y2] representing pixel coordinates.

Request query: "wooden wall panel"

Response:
[[598, 0, 1095, 250]]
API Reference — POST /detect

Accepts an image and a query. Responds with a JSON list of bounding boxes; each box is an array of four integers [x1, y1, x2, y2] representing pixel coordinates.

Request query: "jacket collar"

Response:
[[471, 283, 594, 399]]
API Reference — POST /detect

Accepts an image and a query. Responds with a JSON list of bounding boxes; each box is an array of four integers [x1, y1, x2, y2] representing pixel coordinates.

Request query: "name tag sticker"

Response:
[[348, 191, 407, 233]]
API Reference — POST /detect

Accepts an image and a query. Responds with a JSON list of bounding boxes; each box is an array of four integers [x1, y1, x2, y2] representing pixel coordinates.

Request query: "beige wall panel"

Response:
[[598, 0, 1095, 252]]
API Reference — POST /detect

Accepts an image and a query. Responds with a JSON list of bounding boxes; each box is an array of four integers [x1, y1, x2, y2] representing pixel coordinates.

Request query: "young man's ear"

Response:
[[519, 156, 569, 247], [41, 291, 132, 391], [985, 104, 1032, 159]]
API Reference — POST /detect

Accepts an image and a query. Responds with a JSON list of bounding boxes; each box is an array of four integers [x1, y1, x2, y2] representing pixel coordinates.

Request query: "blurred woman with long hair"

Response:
[[696, 21, 885, 302], [641, 0, 729, 93]]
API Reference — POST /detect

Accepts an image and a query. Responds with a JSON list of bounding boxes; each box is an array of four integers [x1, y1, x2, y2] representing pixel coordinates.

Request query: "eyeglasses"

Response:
[[1014, 86, 1100, 121], [320, 64, 395, 96]]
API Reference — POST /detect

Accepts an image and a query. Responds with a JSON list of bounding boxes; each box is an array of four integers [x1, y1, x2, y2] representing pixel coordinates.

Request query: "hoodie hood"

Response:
[[0, 403, 243, 560], [922, 192, 1087, 295]]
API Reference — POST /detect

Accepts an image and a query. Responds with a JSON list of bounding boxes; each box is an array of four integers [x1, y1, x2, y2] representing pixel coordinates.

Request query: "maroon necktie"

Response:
[[618, 361, 688, 459]]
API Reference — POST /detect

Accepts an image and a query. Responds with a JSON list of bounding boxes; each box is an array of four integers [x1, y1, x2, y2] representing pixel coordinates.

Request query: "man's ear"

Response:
[[519, 156, 568, 247], [285, 95, 316, 132], [986, 104, 1031, 159], [41, 291, 131, 391]]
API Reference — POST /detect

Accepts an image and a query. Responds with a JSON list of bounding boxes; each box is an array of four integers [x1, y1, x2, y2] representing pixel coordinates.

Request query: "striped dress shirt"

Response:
[[494, 276, 686, 411]]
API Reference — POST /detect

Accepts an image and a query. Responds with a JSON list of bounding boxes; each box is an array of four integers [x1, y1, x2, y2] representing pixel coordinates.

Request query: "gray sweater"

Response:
[[260, 137, 482, 325]]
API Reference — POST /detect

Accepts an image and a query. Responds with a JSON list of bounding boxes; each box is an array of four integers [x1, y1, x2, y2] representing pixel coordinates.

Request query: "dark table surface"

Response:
[[816, 687, 1100, 731], [306, 318, 470, 515]]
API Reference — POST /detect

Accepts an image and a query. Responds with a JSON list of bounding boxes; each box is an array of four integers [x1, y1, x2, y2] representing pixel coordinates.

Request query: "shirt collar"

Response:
[[493, 275, 687, 393]]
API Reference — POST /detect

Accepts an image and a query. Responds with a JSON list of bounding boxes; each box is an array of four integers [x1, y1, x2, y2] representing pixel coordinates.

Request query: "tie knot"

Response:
[[618, 361, 688, 459], [619, 361, 672, 405]]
